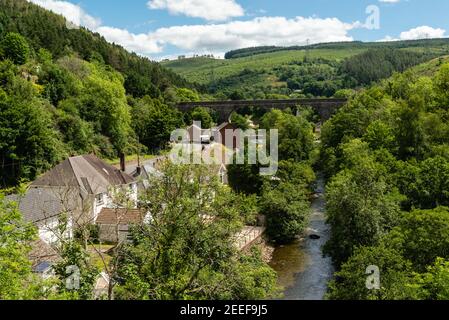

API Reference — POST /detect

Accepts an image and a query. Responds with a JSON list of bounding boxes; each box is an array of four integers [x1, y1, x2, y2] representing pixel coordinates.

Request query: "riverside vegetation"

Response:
[[3, 0, 449, 301], [322, 59, 449, 300]]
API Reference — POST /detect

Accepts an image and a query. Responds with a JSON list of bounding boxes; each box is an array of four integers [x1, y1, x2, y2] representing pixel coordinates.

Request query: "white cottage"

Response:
[[15, 154, 137, 245]]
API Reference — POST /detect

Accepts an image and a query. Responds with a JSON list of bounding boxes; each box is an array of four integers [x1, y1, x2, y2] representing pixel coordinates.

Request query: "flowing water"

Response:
[[269, 176, 334, 300]]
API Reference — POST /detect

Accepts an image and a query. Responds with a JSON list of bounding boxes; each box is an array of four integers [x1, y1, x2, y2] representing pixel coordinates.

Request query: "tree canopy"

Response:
[[322, 61, 449, 299], [114, 163, 278, 300]]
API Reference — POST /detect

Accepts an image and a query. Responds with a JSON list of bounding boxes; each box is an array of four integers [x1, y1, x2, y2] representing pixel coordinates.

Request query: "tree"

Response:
[[38, 60, 79, 106], [176, 88, 200, 102], [114, 163, 277, 300], [415, 157, 449, 208], [260, 181, 310, 244], [334, 89, 355, 99], [229, 89, 246, 101], [189, 107, 214, 129], [393, 101, 427, 160], [132, 96, 183, 152], [395, 157, 449, 209], [52, 242, 99, 300], [78, 61, 132, 153], [260, 109, 314, 162], [319, 60, 449, 299], [326, 245, 413, 300], [388, 207, 449, 272], [227, 146, 265, 196], [276, 160, 316, 189], [0, 192, 43, 299], [0, 72, 66, 187], [327, 207, 449, 300], [124, 74, 160, 98], [230, 112, 249, 130], [0, 32, 30, 65], [53, 110, 97, 155], [409, 258, 449, 300], [363, 120, 396, 152], [340, 48, 432, 85], [324, 141, 403, 266], [434, 63, 449, 107]]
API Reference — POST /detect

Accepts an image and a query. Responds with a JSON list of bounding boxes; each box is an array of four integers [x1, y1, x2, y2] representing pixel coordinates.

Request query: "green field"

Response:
[[162, 41, 449, 100], [162, 48, 367, 84], [409, 55, 449, 77]]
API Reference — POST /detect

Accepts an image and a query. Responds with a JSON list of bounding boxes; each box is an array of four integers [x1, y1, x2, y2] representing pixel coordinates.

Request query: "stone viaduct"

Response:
[[176, 98, 347, 123]]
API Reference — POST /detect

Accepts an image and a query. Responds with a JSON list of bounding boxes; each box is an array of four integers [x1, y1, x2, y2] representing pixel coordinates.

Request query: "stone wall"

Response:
[[98, 224, 129, 243]]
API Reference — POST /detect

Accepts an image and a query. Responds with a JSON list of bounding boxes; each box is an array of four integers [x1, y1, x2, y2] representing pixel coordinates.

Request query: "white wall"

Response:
[[93, 192, 113, 221], [93, 183, 138, 222], [38, 216, 73, 245]]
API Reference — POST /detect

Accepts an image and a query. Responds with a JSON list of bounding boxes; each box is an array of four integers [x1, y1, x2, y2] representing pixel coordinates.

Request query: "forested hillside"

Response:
[[0, 0, 189, 96], [318, 58, 449, 299], [0, 0, 199, 188], [224, 39, 449, 59], [340, 48, 436, 85], [163, 42, 449, 100]]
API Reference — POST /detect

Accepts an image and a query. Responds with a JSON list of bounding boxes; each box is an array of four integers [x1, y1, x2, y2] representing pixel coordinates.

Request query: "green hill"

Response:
[[163, 42, 449, 99], [224, 39, 449, 59], [0, 0, 190, 96], [409, 55, 449, 77], [163, 48, 365, 84], [0, 0, 193, 187]]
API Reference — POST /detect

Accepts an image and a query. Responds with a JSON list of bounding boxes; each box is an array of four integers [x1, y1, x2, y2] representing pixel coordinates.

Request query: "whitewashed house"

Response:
[[13, 154, 137, 246]]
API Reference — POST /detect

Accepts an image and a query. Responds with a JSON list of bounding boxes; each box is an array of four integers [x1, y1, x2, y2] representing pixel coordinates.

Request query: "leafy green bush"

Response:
[[0, 32, 29, 65]]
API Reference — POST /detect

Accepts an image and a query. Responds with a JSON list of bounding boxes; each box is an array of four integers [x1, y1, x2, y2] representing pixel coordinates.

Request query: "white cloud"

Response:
[[380, 25, 446, 42], [28, 0, 101, 29], [151, 17, 357, 54], [27, 0, 360, 58], [400, 26, 446, 40], [379, 0, 401, 3], [147, 0, 244, 21], [95, 26, 163, 54], [27, 0, 162, 55], [378, 35, 397, 42]]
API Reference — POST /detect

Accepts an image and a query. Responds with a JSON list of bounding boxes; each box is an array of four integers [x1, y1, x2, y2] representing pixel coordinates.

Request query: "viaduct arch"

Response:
[[176, 98, 347, 123]]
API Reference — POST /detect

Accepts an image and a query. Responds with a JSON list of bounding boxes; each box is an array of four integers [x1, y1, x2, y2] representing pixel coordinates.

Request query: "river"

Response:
[[269, 176, 334, 300]]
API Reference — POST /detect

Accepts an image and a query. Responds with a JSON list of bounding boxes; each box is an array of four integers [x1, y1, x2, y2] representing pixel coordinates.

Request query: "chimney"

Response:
[[120, 153, 126, 172]]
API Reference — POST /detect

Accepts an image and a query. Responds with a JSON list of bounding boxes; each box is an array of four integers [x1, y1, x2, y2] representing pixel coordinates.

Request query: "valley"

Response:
[[3, 0, 449, 304]]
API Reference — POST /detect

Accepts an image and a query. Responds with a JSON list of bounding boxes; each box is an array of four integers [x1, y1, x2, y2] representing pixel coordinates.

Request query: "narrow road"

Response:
[[269, 176, 334, 300]]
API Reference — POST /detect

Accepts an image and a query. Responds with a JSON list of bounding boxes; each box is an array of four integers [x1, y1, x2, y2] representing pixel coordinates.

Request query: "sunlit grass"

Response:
[[87, 244, 115, 270], [162, 49, 367, 84]]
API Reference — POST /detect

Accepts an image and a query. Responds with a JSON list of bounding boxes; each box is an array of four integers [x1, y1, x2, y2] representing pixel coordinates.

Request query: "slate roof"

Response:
[[124, 156, 166, 185], [10, 155, 136, 224], [32, 154, 135, 195], [96, 208, 145, 225], [126, 162, 164, 179], [8, 187, 81, 223]]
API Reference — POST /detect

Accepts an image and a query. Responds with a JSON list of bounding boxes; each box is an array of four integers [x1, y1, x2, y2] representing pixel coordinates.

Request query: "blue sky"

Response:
[[28, 0, 449, 60]]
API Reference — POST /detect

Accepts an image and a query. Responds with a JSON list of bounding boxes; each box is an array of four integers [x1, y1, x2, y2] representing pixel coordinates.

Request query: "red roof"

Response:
[[96, 208, 145, 225]]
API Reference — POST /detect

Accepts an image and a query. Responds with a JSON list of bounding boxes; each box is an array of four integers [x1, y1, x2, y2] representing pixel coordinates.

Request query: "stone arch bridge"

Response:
[[176, 98, 347, 123]]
